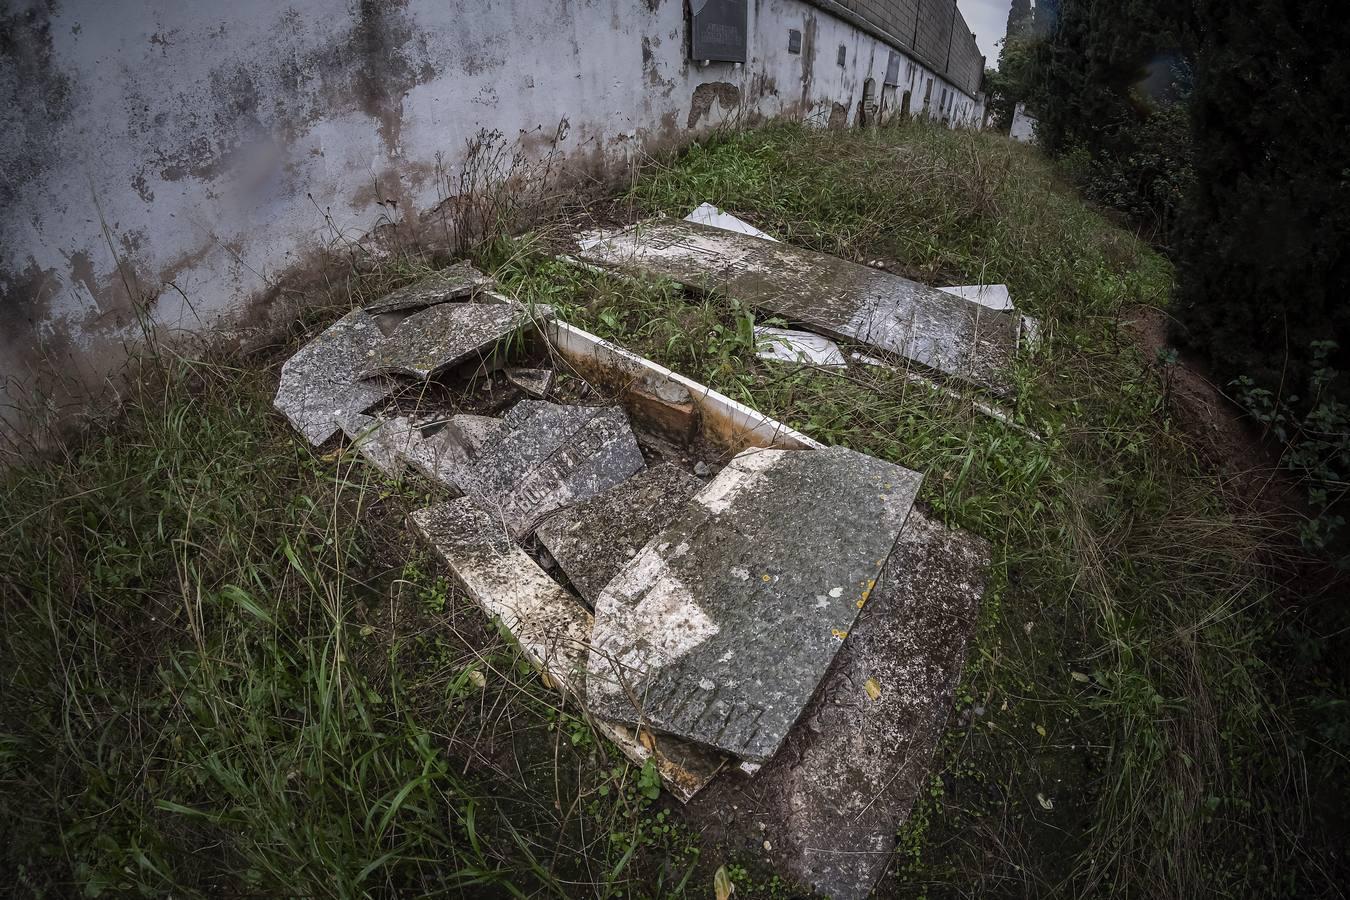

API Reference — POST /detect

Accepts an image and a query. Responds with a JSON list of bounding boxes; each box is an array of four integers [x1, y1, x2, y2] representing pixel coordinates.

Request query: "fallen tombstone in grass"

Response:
[[274, 263, 990, 900], [576, 217, 1021, 394]]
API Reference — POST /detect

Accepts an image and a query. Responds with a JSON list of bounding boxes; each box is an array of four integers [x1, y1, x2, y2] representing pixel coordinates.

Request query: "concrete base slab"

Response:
[[536, 463, 705, 605], [681, 508, 989, 900], [586, 446, 922, 763], [273, 309, 396, 446]]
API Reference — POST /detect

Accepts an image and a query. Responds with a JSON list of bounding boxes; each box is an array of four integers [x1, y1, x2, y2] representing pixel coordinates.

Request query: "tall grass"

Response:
[[491, 121, 1342, 897]]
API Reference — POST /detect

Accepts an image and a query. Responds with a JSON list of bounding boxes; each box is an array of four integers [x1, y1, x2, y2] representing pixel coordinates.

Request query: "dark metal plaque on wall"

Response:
[[690, 0, 748, 63]]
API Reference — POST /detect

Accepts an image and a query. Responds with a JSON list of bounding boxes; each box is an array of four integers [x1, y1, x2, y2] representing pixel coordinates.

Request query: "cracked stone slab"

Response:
[[409, 495, 727, 803], [274, 309, 397, 446], [505, 367, 555, 399], [754, 326, 847, 367], [457, 401, 646, 539], [578, 218, 1020, 394], [363, 262, 495, 314], [585, 445, 922, 763], [681, 508, 989, 900], [362, 302, 523, 379], [403, 414, 509, 491], [338, 413, 425, 477], [536, 463, 705, 605]]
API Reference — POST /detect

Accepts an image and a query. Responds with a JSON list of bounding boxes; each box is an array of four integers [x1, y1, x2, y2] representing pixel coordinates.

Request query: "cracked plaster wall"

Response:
[[0, 0, 981, 441]]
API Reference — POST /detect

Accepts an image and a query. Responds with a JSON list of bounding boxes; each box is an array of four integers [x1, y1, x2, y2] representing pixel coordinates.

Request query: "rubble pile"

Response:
[[274, 249, 992, 898]]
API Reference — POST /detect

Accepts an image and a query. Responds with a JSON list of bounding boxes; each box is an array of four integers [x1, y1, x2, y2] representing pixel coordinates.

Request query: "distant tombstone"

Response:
[[885, 51, 901, 86], [690, 0, 747, 63]]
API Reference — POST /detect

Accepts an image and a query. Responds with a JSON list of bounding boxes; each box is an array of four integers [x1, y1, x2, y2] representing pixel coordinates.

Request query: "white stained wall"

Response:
[[0, 0, 979, 432]]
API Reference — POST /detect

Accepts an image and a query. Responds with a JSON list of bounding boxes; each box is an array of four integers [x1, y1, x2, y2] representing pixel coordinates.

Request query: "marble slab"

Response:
[[274, 309, 396, 446], [536, 463, 705, 605], [586, 446, 922, 762], [577, 219, 1020, 394]]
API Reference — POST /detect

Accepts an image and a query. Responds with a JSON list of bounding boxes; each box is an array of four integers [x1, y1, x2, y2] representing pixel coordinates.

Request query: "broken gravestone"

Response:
[[586, 445, 922, 763], [577, 219, 1021, 394], [403, 414, 508, 490], [337, 412, 426, 476], [273, 309, 396, 446], [505, 367, 555, 399], [536, 463, 705, 605], [455, 401, 647, 539], [363, 262, 495, 314], [362, 302, 523, 379], [409, 494, 729, 803], [754, 326, 847, 367], [681, 508, 990, 900]]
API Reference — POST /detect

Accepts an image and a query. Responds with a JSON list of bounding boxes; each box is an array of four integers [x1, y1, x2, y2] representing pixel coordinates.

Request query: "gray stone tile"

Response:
[[363, 262, 495, 314], [362, 302, 523, 379], [505, 367, 555, 399], [409, 495, 728, 803], [337, 412, 424, 477], [536, 463, 705, 605], [680, 509, 989, 899], [403, 414, 509, 491], [585, 446, 922, 763], [458, 401, 647, 539], [578, 219, 1020, 394], [273, 309, 396, 446]]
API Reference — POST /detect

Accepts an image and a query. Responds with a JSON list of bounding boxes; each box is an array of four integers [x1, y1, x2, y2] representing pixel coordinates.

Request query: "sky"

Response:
[[958, 0, 1010, 68]]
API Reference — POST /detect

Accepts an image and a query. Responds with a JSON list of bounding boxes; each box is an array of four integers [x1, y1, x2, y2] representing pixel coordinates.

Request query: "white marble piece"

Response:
[[684, 203, 779, 242], [754, 326, 847, 367], [938, 283, 1014, 311], [273, 309, 396, 446]]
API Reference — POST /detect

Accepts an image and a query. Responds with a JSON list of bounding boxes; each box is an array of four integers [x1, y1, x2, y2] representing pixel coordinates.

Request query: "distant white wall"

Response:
[[0, 0, 980, 438]]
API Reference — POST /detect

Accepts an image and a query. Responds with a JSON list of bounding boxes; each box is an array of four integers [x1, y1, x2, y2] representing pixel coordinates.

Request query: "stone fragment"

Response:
[[362, 302, 523, 379], [363, 262, 495, 314], [578, 219, 1020, 394], [681, 508, 989, 900], [938, 283, 1014, 311], [404, 414, 509, 491], [409, 495, 727, 803], [337, 413, 424, 477], [458, 401, 647, 538], [586, 446, 922, 763], [274, 309, 396, 446], [684, 203, 779, 242], [536, 464, 705, 605], [754, 326, 847, 367], [505, 367, 555, 399]]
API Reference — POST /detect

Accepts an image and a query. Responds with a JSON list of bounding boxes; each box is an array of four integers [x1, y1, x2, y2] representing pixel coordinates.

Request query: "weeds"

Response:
[[2, 121, 1342, 898]]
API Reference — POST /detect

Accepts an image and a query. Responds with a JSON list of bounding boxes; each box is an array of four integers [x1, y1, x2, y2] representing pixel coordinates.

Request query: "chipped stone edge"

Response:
[[409, 497, 726, 803]]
